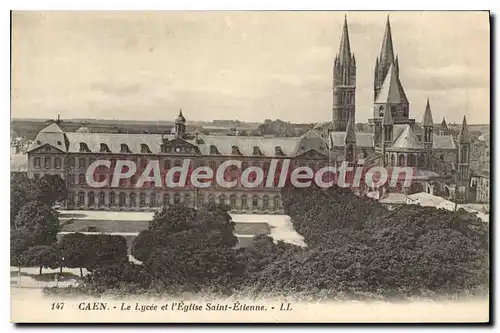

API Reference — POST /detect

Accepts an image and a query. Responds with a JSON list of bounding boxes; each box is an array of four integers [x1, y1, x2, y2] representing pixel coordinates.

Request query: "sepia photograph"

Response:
[[9, 10, 490, 323]]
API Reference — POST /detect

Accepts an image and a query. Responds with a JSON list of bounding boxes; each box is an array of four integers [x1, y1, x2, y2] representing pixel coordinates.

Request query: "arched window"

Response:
[[88, 192, 95, 206], [109, 192, 116, 206], [44, 157, 51, 169], [163, 193, 170, 206], [120, 144, 131, 153], [273, 196, 281, 210], [398, 154, 405, 166], [408, 154, 416, 167], [164, 160, 171, 170], [150, 193, 156, 207], [241, 195, 248, 209], [33, 157, 41, 168], [230, 195, 237, 209], [79, 174, 86, 185], [174, 193, 180, 204], [378, 106, 384, 117], [263, 195, 269, 210], [54, 158, 61, 169], [77, 192, 85, 206], [252, 195, 259, 209], [440, 154, 445, 162], [119, 192, 126, 206], [197, 194, 204, 208], [129, 193, 136, 207], [209, 161, 217, 171], [98, 192, 105, 206], [139, 193, 147, 207], [67, 193, 75, 206], [79, 158, 86, 168], [67, 157, 75, 168], [208, 194, 215, 204], [184, 194, 191, 207], [390, 154, 395, 166], [418, 154, 426, 167], [219, 194, 226, 205], [461, 146, 468, 163]]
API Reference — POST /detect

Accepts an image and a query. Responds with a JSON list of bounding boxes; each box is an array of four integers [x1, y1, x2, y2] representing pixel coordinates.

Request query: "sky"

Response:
[[11, 11, 490, 124]]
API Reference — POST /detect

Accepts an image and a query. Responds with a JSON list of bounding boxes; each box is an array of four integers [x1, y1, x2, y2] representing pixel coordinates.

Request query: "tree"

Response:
[[10, 173, 37, 227], [14, 201, 60, 246], [34, 174, 67, 205], [10, 229, 35, 269], [24, 245, 60, 275], [59, 233, 88, 277]]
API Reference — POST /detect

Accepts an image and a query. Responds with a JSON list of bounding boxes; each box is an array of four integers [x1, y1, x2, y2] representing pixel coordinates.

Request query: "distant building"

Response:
[[10, 154, 28, 175], [471, 169, 490, 204]]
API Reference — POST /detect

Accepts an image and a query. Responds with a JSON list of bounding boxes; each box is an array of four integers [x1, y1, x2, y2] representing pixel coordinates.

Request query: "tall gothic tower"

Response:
[[332, 16, 356, 132]]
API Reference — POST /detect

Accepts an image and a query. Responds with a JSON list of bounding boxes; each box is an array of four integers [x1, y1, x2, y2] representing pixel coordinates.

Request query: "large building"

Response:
[[26, 15, 473, 213]]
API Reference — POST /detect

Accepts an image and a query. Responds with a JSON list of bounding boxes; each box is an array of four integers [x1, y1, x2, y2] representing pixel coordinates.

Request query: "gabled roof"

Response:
[[432, 134, 456, 150], [27, 123, 68, 152], [330, 132, 374, 148], [40, 122, 64, 133], [389, 124, 424, 150], [374, 63, 409, 104]]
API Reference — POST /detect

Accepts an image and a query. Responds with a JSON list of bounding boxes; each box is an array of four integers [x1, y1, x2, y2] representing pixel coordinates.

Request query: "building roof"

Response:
[[29, 123, 333, 158], [375, 63, 408, 104], [330, 131, 374, 148], [390, 125, 424, 150], [432, 134, 456, 150], [27, 122, 68, 153]]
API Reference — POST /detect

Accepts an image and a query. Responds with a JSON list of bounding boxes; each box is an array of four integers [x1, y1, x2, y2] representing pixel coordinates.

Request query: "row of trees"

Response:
[[46, 183, 489, 300], [11, 174, 66, 274]]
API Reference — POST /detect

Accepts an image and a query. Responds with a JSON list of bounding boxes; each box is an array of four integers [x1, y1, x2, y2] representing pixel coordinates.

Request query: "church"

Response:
[[323, 15, 471, 200], [25, 15, 472, 213]]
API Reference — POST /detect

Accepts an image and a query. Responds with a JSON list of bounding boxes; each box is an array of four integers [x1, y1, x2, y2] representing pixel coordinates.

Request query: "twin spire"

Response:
[[338, 15, 352, 64]]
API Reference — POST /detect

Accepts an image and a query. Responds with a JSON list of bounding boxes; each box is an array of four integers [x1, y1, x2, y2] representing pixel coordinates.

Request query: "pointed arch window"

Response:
[[241, 195, 248, 209]]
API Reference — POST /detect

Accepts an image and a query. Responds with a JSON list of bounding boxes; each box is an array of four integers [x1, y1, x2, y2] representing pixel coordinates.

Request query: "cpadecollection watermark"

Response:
[[83, 159, 416, 189]]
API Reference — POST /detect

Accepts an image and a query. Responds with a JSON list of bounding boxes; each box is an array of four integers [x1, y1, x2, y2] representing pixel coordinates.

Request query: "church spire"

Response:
[[458, 115, 471, 144], [344, 112, 356, 144], [439, 117, 449, 135], [380, 15, 395, 66], [332, 15, 356, 132], [423, 98, 434, 127], [338, 15, 351, 64]]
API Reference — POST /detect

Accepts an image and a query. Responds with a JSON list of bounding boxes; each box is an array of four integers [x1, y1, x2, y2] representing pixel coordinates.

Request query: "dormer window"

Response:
[[120, 144, 131, 153], [141, 144, 151, 154], [36, 140, 41, 145], [100, 143, 110, 153], [231, 146, 242, 155], [253, 146, 263, 156], [274, 146, 285, 156], [210, 145, 220, 155], [57, 141, 62, 146], [79, 142, 90, 152]]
